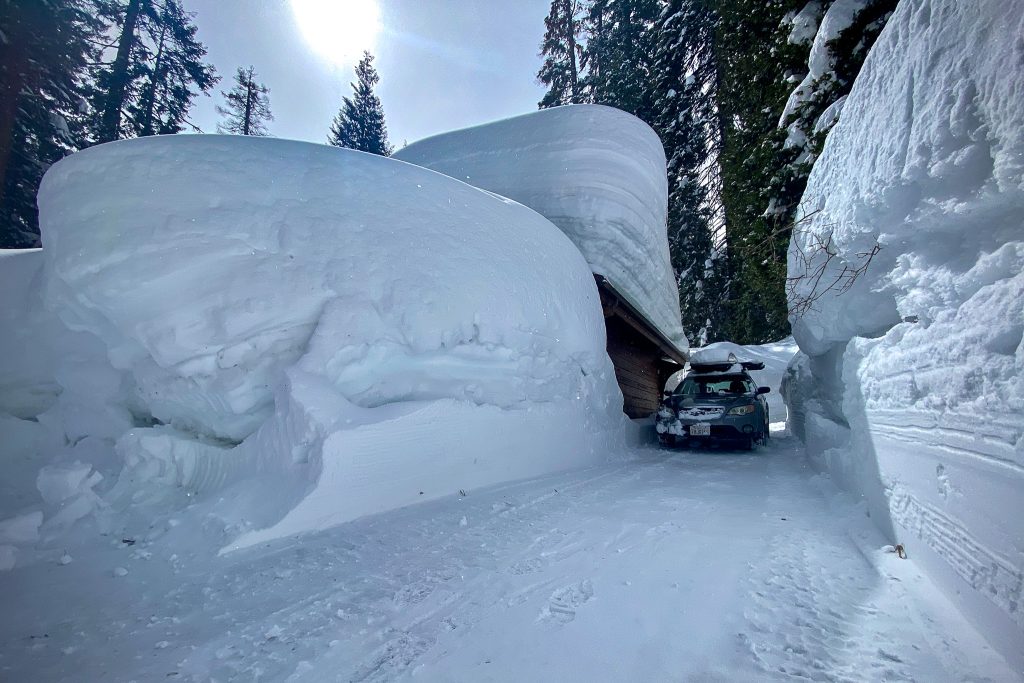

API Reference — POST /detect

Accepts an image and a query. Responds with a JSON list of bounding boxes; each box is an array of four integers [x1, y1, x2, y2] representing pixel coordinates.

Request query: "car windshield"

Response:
[[676, 375, 754, 396]]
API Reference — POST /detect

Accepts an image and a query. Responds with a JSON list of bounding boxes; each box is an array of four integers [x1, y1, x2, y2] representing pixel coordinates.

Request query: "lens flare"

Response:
[[291, 0, 381, 65]]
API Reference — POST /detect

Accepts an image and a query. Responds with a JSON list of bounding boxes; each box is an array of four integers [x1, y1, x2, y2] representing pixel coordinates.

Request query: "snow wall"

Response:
[[784, 0, 1024, 664], [0, 135, 627, 565], [393, 104, 687, 352]]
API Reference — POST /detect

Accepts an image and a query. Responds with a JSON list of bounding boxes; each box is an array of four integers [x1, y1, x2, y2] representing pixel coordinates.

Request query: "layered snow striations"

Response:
[[394, 104, 686, 351], [0, 135, 626, 563], [785, 0, 1024, 665], [40, 135, 617, 441]]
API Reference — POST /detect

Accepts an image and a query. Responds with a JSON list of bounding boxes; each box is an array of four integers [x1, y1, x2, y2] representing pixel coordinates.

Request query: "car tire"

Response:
[[659, 434, 676, 448], [745, 435, 756, 451]]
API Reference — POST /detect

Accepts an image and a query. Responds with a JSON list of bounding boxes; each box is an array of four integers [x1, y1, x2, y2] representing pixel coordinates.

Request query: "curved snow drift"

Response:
[[394, 104, 686, 351], [40, 135, 618, 442]]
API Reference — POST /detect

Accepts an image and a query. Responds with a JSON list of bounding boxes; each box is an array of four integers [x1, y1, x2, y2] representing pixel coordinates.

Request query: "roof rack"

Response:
[[688, 351, 764, 374]]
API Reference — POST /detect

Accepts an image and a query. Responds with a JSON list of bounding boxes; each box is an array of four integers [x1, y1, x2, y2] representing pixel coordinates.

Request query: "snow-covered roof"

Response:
[[394, 104, 687, 352]]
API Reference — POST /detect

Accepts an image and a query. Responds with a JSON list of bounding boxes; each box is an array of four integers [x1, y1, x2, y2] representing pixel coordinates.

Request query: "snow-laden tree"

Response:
[[537, 0, 587, 108], [217, 66, 272, 137], [651, 0, 727, 344], [776, 0, 897, 313], [583, 0, 660, 122], [0, 0, 100, 248], [327, 52, 392, 156], [712, 0, 809, 344]]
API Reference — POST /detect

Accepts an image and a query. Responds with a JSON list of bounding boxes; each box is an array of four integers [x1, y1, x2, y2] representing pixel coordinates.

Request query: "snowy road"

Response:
[[1, 429, 1015, 682]]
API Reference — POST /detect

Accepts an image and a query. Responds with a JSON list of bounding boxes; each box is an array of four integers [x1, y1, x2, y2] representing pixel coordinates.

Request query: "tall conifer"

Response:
[[217, 66, 273, 136], [537, 0, 586, 108], [0, 0, 99, 247], [327, 52, 392, 156]]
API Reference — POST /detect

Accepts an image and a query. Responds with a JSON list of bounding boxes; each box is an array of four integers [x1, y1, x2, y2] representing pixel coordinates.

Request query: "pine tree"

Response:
[[0, 0, 99, 248], [128, 0, 218, 136], [583, 0, 660, 122], [216, 66, 273, 136], [327, 52, 392, 156], [774, 0, 898, 224], [89, 0, 216, 143], [713, 0, 808, 344], [537, 0, 587, 108], [651, 0, 727, 344], [92, 0, 145, 143], [711, 0, 895, 343]]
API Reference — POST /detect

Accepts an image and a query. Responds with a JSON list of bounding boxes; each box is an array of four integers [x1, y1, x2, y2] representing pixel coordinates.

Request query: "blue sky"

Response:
[[186, 0, 551, 146]]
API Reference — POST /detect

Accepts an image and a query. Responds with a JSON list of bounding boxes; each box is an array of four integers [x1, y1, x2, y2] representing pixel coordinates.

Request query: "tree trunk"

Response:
[[242, 75, 254, 136], [98, 0, 143, 143], [139, 22, 167, 137], [564, 0, 579, 101], [0, 34, 26, 210]]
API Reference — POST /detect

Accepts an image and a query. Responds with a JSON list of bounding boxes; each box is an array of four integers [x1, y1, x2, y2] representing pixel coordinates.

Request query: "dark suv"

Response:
[[655, 356, 770, 450]]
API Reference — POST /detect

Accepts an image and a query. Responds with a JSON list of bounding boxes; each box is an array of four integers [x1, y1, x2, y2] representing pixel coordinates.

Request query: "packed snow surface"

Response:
[[786, 0, 1024, 664], [1, 134, 627, 566], [2, 433, 1017, 682], [394, 105, 686, 351]]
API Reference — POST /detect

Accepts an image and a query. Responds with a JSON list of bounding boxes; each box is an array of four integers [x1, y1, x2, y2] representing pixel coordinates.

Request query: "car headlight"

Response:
[[727, 404, 755, 416]]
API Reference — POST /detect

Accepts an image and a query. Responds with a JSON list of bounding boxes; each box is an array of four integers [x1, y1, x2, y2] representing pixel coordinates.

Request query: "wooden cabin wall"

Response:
[[604, 316, 663, 418]]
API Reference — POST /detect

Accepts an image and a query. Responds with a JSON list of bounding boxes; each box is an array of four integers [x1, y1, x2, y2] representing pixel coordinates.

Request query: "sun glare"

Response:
[[291, 0, 381, 65]]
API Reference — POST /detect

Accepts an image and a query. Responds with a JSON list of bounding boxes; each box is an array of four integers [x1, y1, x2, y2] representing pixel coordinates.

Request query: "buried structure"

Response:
[[395, 104, 688, 418]]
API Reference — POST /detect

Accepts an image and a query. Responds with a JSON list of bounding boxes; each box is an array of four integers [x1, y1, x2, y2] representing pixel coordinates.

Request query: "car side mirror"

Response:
[[757, 386, 771, 394]]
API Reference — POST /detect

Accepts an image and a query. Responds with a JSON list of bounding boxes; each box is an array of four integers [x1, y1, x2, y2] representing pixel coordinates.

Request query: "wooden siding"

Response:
[[595, 275, 685, 418], [605, 316, 662, 418]]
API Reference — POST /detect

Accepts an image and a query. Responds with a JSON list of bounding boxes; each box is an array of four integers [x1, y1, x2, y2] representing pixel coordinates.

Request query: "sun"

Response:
[[291, 0, 381, 65]]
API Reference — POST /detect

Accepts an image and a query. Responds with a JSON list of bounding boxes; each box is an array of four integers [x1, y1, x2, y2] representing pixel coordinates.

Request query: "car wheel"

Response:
[[659, 434, 676, 448], [744, 435, 756, 451]]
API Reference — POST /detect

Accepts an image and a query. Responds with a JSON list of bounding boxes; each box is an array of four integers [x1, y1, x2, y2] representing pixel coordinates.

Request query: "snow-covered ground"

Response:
[[2, 427, 1016, 682], [2, 338, 1017, 682]]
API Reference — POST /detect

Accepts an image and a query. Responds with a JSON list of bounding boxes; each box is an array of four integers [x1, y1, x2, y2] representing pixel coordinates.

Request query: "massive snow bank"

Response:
[[393, 105, 686, 351], [786, 0, 1024, 663], [40, 135, 617, 441], [0, 134, 626, 564]]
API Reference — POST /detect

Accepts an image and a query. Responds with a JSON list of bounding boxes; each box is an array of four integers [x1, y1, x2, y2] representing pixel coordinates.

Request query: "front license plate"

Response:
[[689, 423, 711, 436]]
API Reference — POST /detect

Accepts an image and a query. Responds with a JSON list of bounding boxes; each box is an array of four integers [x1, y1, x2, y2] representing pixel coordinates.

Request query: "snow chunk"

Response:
[[394, 105, 686, 351], [37, 462, 97, 506], [787, 1, 823, 46], [780, 0, 868, 127], [812, 95, 848, 135], [0, 546, 16, 571], [0, 511, 43, 545]]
